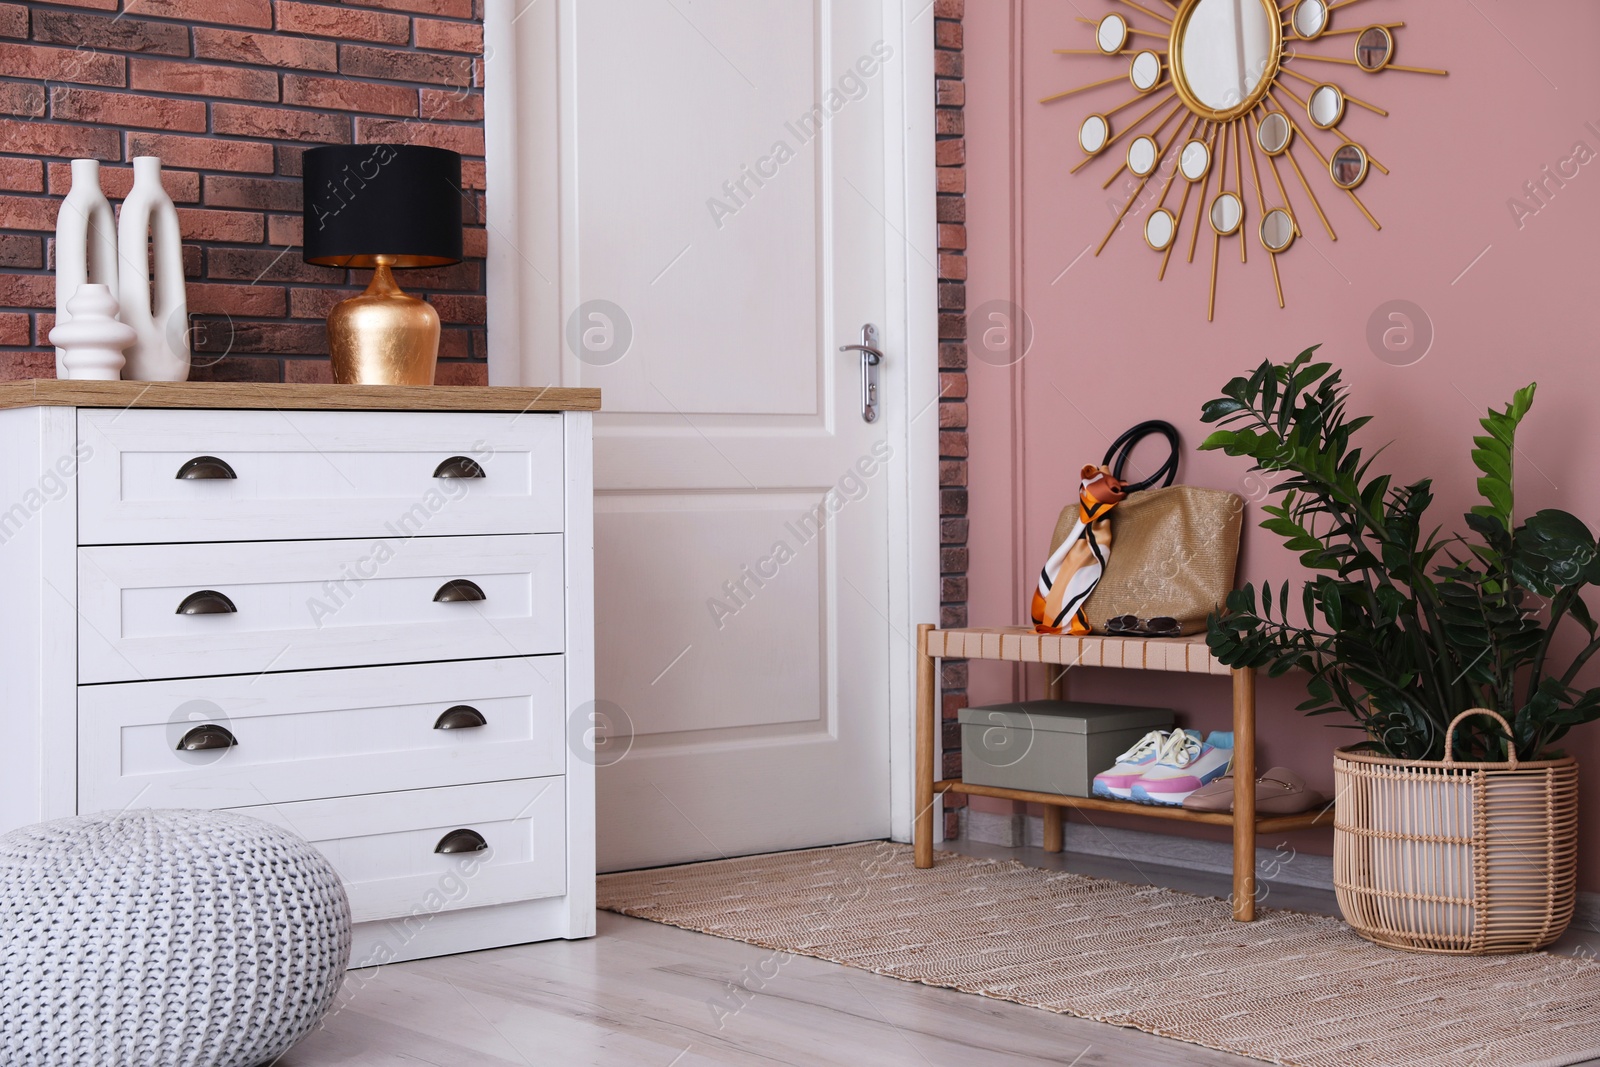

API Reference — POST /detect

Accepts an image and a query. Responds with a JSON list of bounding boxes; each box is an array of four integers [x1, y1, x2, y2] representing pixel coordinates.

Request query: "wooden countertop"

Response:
[[0, 380, 601, 413]]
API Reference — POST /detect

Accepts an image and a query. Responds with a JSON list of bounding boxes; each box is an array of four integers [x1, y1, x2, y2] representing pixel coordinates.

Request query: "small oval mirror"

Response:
[[1355, 26, 1393, 71], [1260, 208, 1295, 252], [1210, 192, 1243, 235], [1127, 136, 1158, 177], [1179, 139, 1210, 182], [1097, 13, 1128, 54], [1079, 114, 1109, 154], [1144, 209, 1176, 251], [1129, 50, 1161, 92], [1308, 83, 1345, 128], [1292, 0, 1327, 40], [1257, 112, 1291, 155], [1330, 142, 1369, 188]]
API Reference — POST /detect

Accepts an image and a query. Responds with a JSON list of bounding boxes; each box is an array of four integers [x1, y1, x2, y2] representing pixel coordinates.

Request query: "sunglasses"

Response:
[[1104, 615, 1182, 637]]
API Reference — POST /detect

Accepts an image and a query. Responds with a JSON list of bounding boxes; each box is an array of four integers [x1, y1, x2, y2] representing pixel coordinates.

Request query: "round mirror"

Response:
[[1097, 13, 1128, 54], [1145, 209, 1176, 251], [1174, 0, 1279, 117], [1308, 83, 1345, 128], [1355, 26, 1393, 71], [1257, 112, 1291, 155], [1127, 136, 1158, 177], [1130, 50, 1162, 92], [1260, 208, 1295, 252], [1210, 192, 1243, 235], [1179, 139, 1211, 181], [1292, 0, 1327, 40], [1330, 143, 1369, 188], [1079, 114, 1109, 154]]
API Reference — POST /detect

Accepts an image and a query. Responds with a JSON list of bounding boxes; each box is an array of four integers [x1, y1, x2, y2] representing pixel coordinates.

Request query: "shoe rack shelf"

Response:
[[913, 625, 1332, 922]]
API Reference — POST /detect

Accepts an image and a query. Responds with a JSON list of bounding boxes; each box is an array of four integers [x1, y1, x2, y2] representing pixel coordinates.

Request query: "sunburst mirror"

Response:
[[1046, 0, 1446, 320]]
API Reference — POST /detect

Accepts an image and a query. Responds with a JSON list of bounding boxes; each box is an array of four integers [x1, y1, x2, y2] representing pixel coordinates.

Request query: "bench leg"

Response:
[[1232, 666, 1258, 921], [1042, 804, 1063, 853]]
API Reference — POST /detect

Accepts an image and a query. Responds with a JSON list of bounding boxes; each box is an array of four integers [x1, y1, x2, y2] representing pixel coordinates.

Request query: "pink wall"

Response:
[[962, 0, 1600, 884]]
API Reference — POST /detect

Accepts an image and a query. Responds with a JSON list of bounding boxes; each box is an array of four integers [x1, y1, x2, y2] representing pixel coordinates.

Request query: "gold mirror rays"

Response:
[[1044, 1, 1447, 318]]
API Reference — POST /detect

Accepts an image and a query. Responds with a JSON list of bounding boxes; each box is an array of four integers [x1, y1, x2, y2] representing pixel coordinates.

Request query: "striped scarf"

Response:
[[1031, 467, 1122, 635]]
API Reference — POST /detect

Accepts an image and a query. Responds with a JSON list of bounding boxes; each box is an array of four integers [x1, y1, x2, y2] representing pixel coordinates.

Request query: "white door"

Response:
[[493, 0, 908, 870]]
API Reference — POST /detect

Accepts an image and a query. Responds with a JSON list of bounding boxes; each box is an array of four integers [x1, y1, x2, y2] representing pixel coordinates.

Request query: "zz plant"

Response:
[[1200, 347, 1600, 763]]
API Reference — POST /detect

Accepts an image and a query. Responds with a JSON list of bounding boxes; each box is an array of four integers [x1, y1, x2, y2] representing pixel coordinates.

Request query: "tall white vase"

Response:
[[54, 160, 119, 379], [118, 156, 191, 382]]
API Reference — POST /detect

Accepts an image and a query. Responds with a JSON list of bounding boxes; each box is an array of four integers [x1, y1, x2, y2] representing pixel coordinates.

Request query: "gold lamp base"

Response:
[[326, 260, 441, 385]]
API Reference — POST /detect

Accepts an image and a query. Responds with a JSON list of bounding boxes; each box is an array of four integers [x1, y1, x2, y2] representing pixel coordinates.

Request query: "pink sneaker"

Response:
[[1092, 729, 1192, 799], [1130, 731, 1235, 806]]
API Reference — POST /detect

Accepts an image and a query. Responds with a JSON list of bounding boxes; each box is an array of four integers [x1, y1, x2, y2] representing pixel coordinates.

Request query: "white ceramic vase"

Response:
[[117, 156, 191, 382], [49, 284, 135, 381], [54, 160, 119, 380]]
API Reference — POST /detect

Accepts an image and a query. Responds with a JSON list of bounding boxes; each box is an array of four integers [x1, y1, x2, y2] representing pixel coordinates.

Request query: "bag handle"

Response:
[[1443, 708, 1518, 768], [1102, 420, 1180, 494]]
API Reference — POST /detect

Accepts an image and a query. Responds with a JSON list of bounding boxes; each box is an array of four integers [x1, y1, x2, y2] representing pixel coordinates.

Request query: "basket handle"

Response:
[[1443, 708, 1518, 768]]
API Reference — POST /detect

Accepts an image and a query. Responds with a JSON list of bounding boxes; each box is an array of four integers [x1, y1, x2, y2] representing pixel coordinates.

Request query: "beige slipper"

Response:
[[1181, 767, 1325, 815]]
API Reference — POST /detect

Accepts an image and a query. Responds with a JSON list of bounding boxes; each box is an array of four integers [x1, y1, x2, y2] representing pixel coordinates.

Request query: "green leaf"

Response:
[[1201, 398, 1247, 423]]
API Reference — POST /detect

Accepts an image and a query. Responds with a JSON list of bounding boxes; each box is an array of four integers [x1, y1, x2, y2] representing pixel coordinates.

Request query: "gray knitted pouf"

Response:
[[0, 809, 352, 1067]]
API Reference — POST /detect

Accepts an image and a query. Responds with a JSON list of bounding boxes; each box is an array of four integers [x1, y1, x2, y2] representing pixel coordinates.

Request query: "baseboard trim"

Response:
[[959, 809, 1334, 891], [958, 810, 1600, 922]]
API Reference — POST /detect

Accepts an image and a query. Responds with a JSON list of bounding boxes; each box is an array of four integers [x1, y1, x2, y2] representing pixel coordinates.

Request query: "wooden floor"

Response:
[[282, 841, 1600, 1067]]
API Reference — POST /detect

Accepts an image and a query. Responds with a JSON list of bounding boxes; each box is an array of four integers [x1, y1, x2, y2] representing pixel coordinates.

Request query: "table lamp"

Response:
[[301, 144, 463, 385]]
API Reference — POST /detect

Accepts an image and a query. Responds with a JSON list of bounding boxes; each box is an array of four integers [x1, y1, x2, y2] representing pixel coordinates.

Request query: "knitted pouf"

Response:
[[0, 809, 352, 1067]]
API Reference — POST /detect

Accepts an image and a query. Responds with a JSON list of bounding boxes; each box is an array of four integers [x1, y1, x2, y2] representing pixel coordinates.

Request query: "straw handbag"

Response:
[[1333, 709, 1578, 955], [1045, 421, 1244, 637]]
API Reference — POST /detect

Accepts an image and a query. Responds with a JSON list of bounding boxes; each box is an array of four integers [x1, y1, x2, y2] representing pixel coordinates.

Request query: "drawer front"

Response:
[[231, 778, 567, 924], [78, 534, 563, 683], [77, 657, 567, 812], [78, 409, 564, 545]]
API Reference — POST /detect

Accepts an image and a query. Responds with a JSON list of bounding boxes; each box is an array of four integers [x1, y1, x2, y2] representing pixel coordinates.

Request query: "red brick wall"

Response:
[[0, 0, 486, 384], [935, 0, 967, 838]]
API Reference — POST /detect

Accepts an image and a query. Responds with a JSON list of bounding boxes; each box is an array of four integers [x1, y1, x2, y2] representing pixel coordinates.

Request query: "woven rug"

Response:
[[597, 842, 1600, 1067]]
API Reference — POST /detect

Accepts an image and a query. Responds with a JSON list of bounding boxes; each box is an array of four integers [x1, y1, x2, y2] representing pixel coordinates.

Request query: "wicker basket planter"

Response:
[[1333, 710, 1578, 955]]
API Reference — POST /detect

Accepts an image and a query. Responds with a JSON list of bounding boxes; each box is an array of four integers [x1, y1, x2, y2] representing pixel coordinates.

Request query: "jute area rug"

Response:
[[597, 842, 1600, 1067]]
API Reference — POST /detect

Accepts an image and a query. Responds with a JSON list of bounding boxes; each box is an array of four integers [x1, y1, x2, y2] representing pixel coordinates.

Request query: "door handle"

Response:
[[839, 323, 884, 424]]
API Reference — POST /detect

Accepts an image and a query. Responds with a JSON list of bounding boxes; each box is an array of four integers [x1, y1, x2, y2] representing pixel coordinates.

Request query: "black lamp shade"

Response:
[[302, 144, 463, 269]]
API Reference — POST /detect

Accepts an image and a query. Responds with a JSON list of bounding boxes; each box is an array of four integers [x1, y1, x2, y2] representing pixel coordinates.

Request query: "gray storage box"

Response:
[[958, 700, 1174, 797]]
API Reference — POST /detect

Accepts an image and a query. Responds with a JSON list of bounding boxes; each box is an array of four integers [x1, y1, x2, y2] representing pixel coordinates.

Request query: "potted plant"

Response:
[[1198, 348, 1597, 954]]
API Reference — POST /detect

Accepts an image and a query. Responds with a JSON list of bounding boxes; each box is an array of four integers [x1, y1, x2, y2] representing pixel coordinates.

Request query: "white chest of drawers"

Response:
[[0, 381, 599, 966]]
